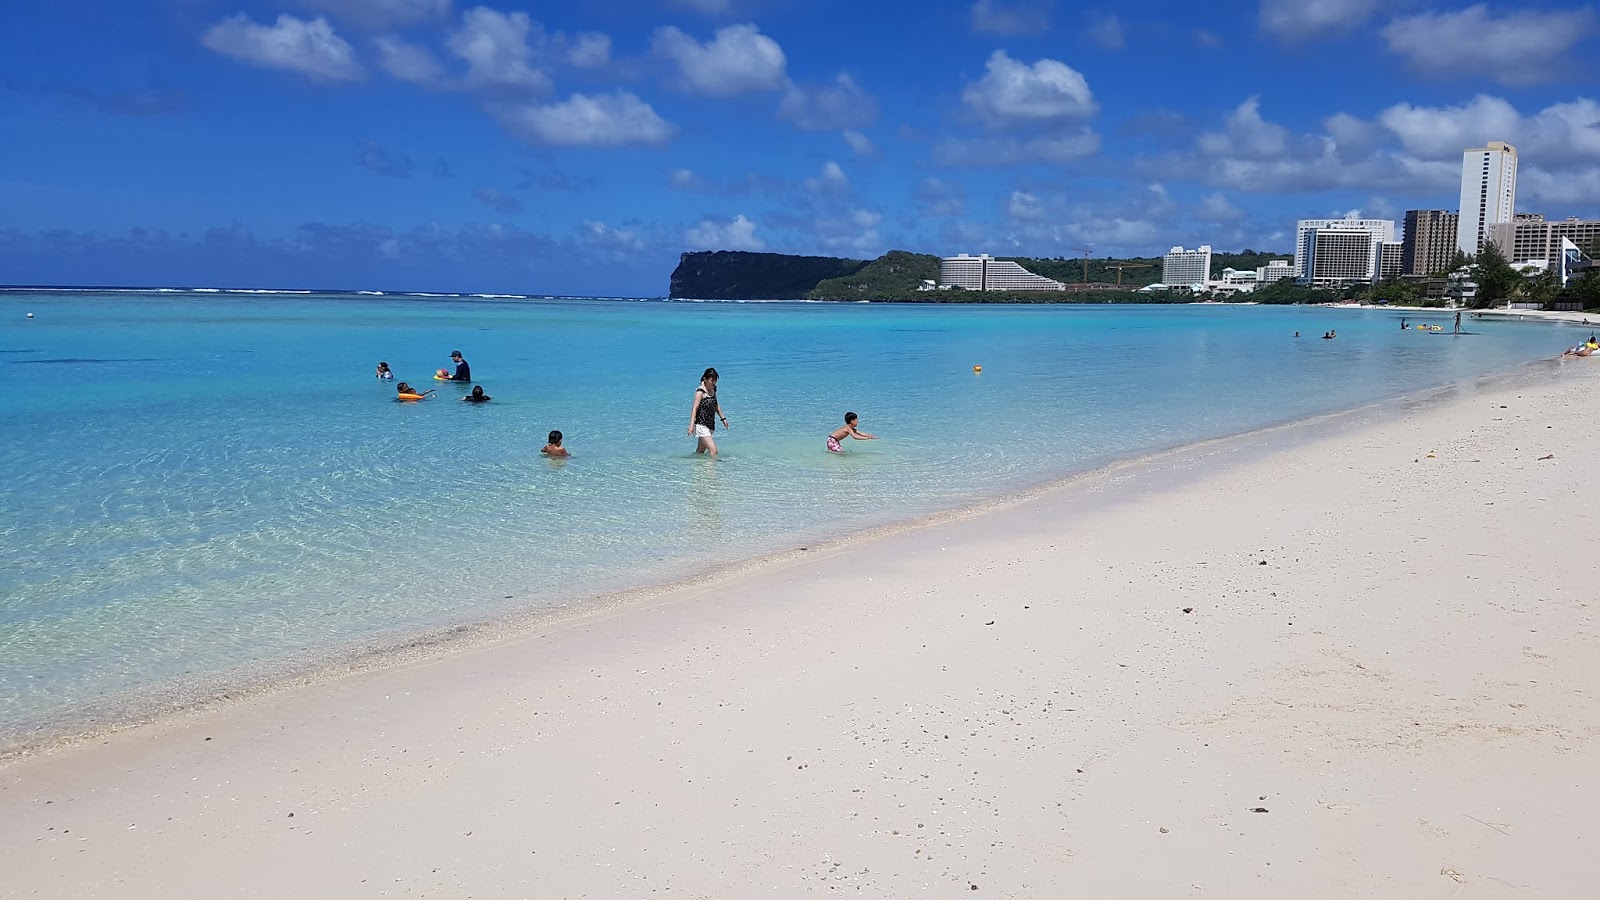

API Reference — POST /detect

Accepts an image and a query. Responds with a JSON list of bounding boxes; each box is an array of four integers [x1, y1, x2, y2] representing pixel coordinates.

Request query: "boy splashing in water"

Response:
[[827, 412, 876, 453]]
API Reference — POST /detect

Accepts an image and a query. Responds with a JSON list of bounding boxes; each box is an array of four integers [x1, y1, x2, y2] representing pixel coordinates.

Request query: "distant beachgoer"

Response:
[[687, 367, 727, 457], [461, 385, 491, 403], [1453, 311, 1462, 333], [375, 361, 394, 380], [827, 412, 877, 453], [542, 430, 569, 457], [1294, 331, 1300, 338], [1330, 330, 1337, 339], [1321, 331, 1332, 340], [1400, 318, 1408, 330]]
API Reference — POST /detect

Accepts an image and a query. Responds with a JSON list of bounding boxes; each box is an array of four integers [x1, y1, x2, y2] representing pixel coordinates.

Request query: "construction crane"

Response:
[[1111, 262, 1153, 286], [1071, 246, 1093, 283]]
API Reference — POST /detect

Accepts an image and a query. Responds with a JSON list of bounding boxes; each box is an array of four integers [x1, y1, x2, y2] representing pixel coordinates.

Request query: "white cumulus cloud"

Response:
[[1259, 0, 1380, 41], [1197, 97, 1290, 160], [1379, 95, 1600, 168], [494, 91, 674, 147], [374, 36, 443, 84], [842, 130, 875, 156], [778, 73, 877, 131], [567, 32, 611, 69], [303, 0, 451, 29], [652, 24, 787, 96], [962, 50, 1097, 127], [686, 214, 764, 250], [1007, 191, 1044, 220], [447, 7, 549, 93], [803, 161, 850, 196], [1382, 5, 1597, 85], [815, 208, 883, 254], [202, 14, 363, 82]]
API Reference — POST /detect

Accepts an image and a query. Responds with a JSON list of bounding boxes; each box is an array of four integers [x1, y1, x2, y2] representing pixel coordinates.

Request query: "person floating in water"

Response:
[[461, 385, 491, 403], [395, 382, 434, 400], [541, 430, 569, 457], [826, 412, 877, 453], [375, 361, 394, 380], [437, 350, 471, 382], [687, 367, 727, 458], [1294, 331, 1300, 338]]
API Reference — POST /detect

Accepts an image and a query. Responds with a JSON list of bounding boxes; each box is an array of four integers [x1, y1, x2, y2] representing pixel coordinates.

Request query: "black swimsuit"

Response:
[[694, 387, 717, 430]]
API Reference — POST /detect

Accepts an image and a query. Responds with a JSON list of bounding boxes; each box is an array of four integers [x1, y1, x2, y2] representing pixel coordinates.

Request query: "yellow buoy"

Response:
[[972, 365, 982, 373]]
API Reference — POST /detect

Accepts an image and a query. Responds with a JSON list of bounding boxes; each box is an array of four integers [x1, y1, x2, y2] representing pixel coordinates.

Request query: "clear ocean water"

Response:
[[0, 291, 1580, 745]]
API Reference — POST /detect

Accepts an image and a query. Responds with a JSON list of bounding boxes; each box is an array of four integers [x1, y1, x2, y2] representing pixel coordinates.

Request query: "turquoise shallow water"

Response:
[[0, 292, 1578, 742]]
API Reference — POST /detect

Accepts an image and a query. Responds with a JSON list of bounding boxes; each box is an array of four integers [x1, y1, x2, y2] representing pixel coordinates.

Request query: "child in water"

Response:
[[375, 361, 394, 380], [395, 382, 435, 399], [541, 430, 570, 457], [826, 412, 877, 453], [460, 385, 491, 403]]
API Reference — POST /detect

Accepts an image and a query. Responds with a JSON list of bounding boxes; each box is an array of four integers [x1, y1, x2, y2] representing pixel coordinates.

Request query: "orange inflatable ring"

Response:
[[397, 392, 426, 400]]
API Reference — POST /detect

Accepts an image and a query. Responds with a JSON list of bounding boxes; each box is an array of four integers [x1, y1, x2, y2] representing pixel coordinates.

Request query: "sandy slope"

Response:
[[3, 361, 1597, 899]]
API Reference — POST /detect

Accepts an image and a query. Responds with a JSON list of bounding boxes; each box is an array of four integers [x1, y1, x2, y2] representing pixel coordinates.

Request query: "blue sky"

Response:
[[2, 0, 1598, 295]]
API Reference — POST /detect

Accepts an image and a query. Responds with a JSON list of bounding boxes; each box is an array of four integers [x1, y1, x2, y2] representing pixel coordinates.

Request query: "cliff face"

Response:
[[669, 251, 868, 300]]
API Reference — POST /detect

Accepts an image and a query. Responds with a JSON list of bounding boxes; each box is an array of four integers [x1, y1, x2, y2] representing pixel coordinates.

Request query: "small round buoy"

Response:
[[972, 365, 982, 373], [26, 312, 34, 318]]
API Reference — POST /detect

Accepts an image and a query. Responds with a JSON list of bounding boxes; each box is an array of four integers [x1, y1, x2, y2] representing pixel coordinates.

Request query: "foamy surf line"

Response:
[[0, 351, 1576, 761]]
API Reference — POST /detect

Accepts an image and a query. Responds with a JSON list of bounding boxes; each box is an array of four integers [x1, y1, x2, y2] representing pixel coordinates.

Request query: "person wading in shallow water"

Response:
[[687, 367, 728, 458]]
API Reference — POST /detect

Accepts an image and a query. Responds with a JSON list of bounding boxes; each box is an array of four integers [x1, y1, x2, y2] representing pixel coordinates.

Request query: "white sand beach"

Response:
[[3, 361, 1598, 898]]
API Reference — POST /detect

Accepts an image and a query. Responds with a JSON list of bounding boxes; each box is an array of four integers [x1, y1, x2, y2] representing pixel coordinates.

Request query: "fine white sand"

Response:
[[3, 361, 1598, 898]]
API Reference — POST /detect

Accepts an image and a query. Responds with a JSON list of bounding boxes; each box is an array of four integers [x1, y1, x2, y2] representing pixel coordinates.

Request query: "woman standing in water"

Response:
[[687, 367, 728, 457]]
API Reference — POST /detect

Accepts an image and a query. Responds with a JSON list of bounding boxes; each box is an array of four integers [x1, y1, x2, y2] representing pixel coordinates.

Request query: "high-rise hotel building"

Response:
[[1294, 216, 1394, 284], [1457, 141, 1517, 256], [1161, 245, 1213, 286], [1402, 210, 1459, 276], [938, 254, 1066, 291], [1294, 216, 1394, 282]]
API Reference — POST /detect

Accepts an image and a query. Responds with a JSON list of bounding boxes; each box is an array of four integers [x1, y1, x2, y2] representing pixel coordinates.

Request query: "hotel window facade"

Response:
[[1257, 260, 1294, 283], [1457, 141, 1517, 256], [1379, 241, 1404, 280], [938, 254, 1065, 291], [1490, 216, 1600, 265], [1294, 217, 1393, 281], [1402, 210, 1459, 276], [1162, 245, 1213, 286], [1306, 229, 1377, 287]]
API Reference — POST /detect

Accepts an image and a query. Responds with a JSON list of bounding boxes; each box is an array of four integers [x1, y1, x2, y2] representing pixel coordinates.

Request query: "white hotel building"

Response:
[[1161, 245, 1212, 286], [1458, 141, 1518, 256], [1294, 215, 1394, 283], [938, 254, 1065, 291]]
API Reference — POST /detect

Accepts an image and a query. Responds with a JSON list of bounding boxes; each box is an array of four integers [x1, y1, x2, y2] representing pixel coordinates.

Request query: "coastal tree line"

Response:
[[670, 246, 1600, 311]]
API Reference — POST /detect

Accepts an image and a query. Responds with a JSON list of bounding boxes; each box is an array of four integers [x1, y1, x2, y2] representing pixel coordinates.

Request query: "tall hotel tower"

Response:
[[1457, 141, 1517, 256]]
